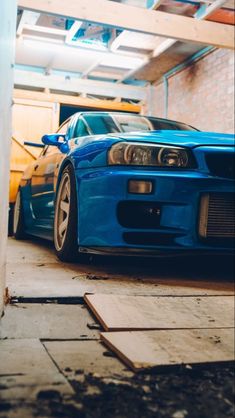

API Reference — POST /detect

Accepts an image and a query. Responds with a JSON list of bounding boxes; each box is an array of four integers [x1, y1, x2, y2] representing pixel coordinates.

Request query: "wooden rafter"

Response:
[[13, 89, 141, 113], [17, 10, 40, 36], [18, 0, 234, 49], [120, 0, 233, 82], [14, 69, 148, 101]]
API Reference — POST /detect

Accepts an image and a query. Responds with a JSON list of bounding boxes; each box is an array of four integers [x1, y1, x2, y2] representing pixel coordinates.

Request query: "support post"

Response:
[[0, 0, 17, 316]]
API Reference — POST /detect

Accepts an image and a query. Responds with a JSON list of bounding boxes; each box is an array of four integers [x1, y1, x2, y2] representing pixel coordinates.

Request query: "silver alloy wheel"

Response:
[[13, 191, 21, 234], [54, 172, 71, 251]]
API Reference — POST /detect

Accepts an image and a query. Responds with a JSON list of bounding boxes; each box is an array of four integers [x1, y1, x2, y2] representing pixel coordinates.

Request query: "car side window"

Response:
[[44, 120, 70, 156], [73, 119, 89, 138]]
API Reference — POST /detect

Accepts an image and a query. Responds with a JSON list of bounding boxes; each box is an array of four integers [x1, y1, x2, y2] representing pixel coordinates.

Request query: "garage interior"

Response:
[[0, 1, 234, 417]]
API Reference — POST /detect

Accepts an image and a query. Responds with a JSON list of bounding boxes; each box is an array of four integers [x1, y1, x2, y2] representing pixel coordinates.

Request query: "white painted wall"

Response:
[[0, 0, 17, 316]]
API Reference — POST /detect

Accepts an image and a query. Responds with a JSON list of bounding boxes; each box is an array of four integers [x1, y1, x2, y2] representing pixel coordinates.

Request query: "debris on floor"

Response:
[[0, 363, 234, 418], [0, 238, 234, 418]]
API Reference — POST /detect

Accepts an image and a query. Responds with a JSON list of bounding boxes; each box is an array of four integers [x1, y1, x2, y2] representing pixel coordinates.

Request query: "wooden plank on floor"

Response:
[[85, 294, 234, 331], [101, 329, 235, 371]]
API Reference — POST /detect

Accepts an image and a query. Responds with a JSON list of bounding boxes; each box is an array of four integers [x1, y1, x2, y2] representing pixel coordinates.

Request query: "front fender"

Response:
[[55, 156, 75, 195], [68, 136, 121, 169]]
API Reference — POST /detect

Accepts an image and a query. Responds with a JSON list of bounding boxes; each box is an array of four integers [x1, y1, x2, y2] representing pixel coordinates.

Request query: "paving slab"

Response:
[[0, 304, 98, 340], [0, 339, 73, 400], [0, 403, 39, 418], [44, 340, 133, 378], [0, 374, 73, 401]]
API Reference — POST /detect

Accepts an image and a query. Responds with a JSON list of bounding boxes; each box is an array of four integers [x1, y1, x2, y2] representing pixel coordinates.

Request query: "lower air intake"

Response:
[[199, 193, 235, 240]]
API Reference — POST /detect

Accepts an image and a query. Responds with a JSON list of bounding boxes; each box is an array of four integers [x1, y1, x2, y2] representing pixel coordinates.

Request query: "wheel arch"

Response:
[[55, 158, 76, 197], [54, 158, 80, 239], [53, 158, 80, 261]]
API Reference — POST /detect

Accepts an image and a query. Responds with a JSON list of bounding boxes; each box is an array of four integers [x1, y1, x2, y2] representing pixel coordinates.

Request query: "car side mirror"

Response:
[[41, 134, 69, 153]]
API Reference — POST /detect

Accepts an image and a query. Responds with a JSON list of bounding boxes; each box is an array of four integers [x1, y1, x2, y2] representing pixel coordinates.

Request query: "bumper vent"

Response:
[[199, 193, 235, 240], [206, 153, 234, 179], [117, 201, 161, 229]]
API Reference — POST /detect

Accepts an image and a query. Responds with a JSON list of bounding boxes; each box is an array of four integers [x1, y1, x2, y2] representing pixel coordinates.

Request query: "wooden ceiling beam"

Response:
[[14, 69, 147, 101], [121, 0, 233, 82], [18, 0, 234, 49], [17, 10, 40, 36], [13, 89, 141, 113]]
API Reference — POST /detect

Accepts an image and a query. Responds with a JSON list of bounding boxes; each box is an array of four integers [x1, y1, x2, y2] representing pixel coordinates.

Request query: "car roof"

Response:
[[62, 111, 194, 129]]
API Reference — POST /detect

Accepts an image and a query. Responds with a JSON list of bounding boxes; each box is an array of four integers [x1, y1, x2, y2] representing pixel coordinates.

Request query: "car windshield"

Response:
[[83, 114, 196, 135]]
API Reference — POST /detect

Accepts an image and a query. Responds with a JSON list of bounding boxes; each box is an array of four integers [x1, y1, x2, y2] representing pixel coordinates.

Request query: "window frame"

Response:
[[41, 117, 72, 157], [72, 115, 92, 139]]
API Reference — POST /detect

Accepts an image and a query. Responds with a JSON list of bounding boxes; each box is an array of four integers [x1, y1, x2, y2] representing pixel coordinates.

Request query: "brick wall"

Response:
[[150, 49, 234, 134]]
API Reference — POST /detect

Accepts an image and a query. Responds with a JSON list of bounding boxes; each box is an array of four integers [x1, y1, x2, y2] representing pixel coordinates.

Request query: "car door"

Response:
[[30, 120, 70, 232]]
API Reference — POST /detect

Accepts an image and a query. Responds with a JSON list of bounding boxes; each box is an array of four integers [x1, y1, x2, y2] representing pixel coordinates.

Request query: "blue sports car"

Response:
[[13, 112, 235, 261]]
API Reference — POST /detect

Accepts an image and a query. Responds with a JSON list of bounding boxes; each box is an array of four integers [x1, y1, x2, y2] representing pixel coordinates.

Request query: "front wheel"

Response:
[[8, 203, 14, 236], [54, 165, 79, 262]]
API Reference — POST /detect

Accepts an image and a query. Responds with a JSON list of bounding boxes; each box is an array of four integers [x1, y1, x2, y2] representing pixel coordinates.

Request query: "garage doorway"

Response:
[[59, 103, 138, 125]]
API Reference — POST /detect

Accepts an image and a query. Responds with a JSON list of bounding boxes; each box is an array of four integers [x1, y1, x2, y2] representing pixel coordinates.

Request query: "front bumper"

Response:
[[76, 167, 235, 253]]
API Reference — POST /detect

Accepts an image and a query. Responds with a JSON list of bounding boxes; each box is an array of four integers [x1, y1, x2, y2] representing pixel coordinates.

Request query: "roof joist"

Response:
[[120, 0, 234, 82], [14, 69, 148, 101], [13, 89, 141, 112], [18, 0, 234, 50]]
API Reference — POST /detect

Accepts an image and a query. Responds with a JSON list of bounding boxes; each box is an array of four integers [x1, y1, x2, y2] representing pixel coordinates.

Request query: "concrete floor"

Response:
[[0, 237, 234, 417]]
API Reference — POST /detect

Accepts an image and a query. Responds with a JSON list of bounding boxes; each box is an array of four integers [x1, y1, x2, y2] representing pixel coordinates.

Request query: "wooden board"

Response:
[[18, 0, 235, 49], [101, 329, 235, 371], [135, 41, 203, 82], [14, 89, 141, 113], [12, 98, 59, 158], [85, 294, 234, 331], [9, 135, 36, 203]]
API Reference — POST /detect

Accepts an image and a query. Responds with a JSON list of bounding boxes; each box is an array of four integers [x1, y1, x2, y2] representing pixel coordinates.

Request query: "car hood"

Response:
[[116, 130, 235, 148]]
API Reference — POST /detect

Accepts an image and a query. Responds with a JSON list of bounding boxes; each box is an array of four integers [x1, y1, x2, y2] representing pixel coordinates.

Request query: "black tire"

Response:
[[8, 203, 14, 236], [13, 190, 27, 240], [54, 165, 79, 262]]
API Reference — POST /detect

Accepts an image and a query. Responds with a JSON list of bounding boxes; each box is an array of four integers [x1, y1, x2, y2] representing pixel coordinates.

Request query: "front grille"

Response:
[[199, 193, 235, 241], [206, 153, 235, 179]]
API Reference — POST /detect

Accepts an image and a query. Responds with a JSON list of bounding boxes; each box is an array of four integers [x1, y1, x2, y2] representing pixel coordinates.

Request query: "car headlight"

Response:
[[108, 142, 196, 168]]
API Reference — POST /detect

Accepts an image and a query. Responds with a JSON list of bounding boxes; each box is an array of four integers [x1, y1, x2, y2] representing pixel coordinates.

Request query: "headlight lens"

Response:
[[108, 142, 195, 168], [158, 147, 189, 167]]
